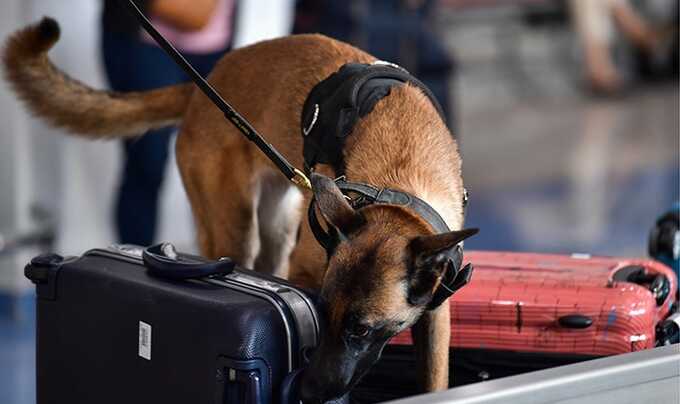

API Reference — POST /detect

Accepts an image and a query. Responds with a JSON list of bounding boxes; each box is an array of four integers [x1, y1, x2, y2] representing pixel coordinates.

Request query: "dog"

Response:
[[3, 18, 476, 403]]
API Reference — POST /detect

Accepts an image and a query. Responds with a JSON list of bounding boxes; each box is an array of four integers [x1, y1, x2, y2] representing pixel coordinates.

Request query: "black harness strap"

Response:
[[301, 62, 445, 176], [308, 179, 449, 251]]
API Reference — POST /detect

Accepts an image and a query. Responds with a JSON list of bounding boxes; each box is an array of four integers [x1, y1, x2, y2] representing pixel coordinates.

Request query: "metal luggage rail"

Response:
[[388, 344, 680, 404]]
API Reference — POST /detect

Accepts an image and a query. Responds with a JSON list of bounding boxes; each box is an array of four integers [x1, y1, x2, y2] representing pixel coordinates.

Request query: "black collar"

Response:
[[302, 62, 471, 310], [309, 179, 452, 251]]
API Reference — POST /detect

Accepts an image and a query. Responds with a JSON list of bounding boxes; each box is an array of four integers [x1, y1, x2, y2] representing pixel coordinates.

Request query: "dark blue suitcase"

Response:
[[25, 243, 341, 404]]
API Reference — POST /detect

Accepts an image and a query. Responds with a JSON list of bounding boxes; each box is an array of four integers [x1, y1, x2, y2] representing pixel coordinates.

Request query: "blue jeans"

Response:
[[102, 31, 226, 245]]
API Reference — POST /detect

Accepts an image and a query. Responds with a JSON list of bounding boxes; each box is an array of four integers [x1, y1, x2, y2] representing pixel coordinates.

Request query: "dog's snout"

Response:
[[300, 378, 346, 404], [300, 369, 335, 404], [299, 374, 323, 404], [302, 346, 317, 363], [300, 358, 353, 403]]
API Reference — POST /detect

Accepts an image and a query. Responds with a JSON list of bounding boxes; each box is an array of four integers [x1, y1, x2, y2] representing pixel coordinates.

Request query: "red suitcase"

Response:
[[354, 251, 678, 403], [391, 251, 677, 355]]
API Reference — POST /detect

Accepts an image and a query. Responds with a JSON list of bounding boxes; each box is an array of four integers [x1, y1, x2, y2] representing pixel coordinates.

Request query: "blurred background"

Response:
[[0, 0, 677, 403]]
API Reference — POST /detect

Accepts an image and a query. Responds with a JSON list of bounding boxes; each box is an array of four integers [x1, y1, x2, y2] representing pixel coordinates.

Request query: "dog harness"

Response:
[[301, 62, 471, 310]]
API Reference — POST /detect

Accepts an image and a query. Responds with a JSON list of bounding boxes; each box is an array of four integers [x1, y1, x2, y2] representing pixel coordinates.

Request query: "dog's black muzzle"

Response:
[[300, 337, 386, 403]]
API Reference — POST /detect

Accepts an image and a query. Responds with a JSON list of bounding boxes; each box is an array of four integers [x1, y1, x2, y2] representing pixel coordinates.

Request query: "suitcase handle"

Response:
[[614, 265, 671, 306], [143, 243, 235, 280], [649, 274, 671, 306]]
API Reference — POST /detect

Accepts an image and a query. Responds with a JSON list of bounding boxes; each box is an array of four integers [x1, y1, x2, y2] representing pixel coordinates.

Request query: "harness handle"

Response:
[[121, 0, 311, 191]]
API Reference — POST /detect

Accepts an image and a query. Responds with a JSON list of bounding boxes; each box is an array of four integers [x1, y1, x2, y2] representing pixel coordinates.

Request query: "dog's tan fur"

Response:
[[3, 19, 467, 393]]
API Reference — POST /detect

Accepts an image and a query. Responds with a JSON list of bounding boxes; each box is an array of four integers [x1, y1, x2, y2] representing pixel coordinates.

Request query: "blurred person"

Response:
[[633, 0, 679, 80], [102, 0, 236, 245], [293, 0, 456, 128], [569, 0, 672, 95]]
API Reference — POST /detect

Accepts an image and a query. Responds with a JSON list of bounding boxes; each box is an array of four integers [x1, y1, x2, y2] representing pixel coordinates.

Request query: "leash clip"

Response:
[[291, 168, 312, 190]]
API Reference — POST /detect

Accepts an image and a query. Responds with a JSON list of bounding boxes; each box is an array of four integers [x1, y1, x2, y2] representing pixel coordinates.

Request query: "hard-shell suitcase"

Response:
[[24, 244, 332, 404], [354, 251, 679, 402], [649, 203, 680, 278]]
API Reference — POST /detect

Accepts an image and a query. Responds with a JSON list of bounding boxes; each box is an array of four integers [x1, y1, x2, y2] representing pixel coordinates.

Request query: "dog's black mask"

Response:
[[299, 324, 389, 403]]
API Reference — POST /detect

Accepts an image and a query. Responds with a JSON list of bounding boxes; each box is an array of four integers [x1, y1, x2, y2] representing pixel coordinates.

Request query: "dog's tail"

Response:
[[2, 18, 194, 138]]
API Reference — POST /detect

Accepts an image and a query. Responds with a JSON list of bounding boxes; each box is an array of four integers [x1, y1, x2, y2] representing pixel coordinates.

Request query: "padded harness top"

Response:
[[301, 62, 446, 175]]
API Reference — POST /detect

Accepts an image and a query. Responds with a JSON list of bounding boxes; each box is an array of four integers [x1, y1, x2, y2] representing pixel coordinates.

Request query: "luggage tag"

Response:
[[143, 243, 235, 280]]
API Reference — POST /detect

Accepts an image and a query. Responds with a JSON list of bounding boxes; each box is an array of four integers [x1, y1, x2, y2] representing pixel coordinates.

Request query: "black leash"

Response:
[[121, 0, 311, 190]]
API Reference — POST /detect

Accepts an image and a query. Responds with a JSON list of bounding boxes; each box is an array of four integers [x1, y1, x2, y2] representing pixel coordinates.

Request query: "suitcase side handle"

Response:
[[614, 265, 671, 306], [143, 243, 235, 280]]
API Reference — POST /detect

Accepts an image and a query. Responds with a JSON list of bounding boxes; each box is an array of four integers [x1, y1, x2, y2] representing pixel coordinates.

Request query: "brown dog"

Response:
[[3, 18, 475, 403]]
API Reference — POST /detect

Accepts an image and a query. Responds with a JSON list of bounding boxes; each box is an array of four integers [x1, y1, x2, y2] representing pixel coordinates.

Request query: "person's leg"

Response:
[[184, 48, 229, 78], [102, 32, 182, 245], [611, 0, 660, 52], [116, 132, 173, 245], [569, 0, 622, 93]]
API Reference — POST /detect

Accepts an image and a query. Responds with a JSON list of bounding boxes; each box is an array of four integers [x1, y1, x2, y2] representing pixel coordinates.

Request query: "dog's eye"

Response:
[[350, 324, 371, 338]]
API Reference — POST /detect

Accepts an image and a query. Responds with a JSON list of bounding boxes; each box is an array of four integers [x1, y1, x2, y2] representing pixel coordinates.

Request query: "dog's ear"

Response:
[[311, 173, 365, 234], [407, 228, 478, 306]]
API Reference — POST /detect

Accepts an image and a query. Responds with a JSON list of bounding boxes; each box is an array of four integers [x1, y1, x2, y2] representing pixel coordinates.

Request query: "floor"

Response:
[[0, 9, 678, 404], [0, 312, 35, 404], [461, 85, 679, 256], [443, 10, 680, 257]]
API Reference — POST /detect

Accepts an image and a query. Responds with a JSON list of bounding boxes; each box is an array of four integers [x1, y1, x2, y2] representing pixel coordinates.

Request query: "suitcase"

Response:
[[649, 203, 680, 278], [24, 243, 344, 404], [353, 251, 679, 403]]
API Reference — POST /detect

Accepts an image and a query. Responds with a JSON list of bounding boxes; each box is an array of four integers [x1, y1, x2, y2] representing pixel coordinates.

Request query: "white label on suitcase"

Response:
[[139, 321, 152, 360]]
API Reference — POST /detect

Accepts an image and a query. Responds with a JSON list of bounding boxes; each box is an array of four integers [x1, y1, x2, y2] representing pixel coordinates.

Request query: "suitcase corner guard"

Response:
[[25, 252, 65, 300]]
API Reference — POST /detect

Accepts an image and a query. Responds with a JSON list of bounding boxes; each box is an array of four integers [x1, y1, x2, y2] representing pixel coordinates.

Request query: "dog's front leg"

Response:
[[412, 303, 450, 391]]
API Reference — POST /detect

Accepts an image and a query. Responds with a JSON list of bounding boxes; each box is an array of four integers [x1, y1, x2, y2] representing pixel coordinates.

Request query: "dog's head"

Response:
[[300, 174, 476, 403]]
